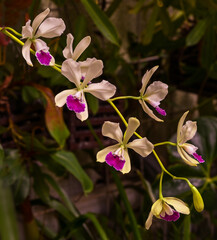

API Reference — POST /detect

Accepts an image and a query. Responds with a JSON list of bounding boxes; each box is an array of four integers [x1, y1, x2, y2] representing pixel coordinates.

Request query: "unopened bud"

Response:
[[191, 186, 204, 212]]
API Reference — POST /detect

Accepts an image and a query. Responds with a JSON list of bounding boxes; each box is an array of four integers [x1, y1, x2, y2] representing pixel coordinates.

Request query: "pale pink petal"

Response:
[[22, 39, 33, 66], [35, 17, 66, 38], [139, 99, 163, 122], [123, 118, 140, 144], [63, 33, 74, 58], [102, 121, 123, 143], [75, 93, 88, 121], [96, 144, 120, 163], [163, 203, 174, 215], [182, 143, 198, 155], [121, 149, 131, 174], [179, 120, 197, 145], [177, 111, 189, 144], [126, 137, 153, 157], [84, 80, 116, 100], [140, 66, 159, 95], [80, 58, 102, 78], [177, 146, 199, 166], [32, 8, 50, 35], [61, 59, 81, 88], [72, 36, 91, 60], [55, 89, 77, 107], [33, 39, 49, 52], [81, 60, 103, 87], [22, 20, 33, 39], [144, 81, 168, 107]]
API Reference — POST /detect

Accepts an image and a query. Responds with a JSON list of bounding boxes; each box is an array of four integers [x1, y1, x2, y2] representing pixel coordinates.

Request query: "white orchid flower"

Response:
[[96, 118, 154, 174], [145, 197, 190, 230], [139, 66, 168, 122], [63, 33, 91, 60], [55, 59, 116, 121], [177, 111, 205, 166], [21, 8, 66, 66]]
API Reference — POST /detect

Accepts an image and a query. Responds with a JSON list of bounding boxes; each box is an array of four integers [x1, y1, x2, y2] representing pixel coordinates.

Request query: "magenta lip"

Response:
[[105, 152, 125, 171], [66, 95, 85, 113], [35, 50, 52, 66]]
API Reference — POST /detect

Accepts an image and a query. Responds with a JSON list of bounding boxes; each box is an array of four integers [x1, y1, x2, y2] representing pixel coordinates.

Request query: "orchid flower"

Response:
[[139, 66, 168, 122], [177, 111, 205, 166], [55, 59, 116, 121], [21, 8, 65, 66], [63, 33, 91, 60], [96, 117, 154, 174], [145, 197, 190, 230]]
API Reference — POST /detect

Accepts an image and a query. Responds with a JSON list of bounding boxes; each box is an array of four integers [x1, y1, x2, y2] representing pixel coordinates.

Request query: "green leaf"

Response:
[[51, 151, 93, 194], [86, 93, 99, 115], [142, 4, 160, 45], [159, 6, 173, 36], [33, 84, 70, 147], [106, 0, 122, 17], [21, 86, 41, 103], [0, 180, 19, 240], [0, 144, 4, 167], [186, 19, 208, 46], [80, 0, 119, 46]]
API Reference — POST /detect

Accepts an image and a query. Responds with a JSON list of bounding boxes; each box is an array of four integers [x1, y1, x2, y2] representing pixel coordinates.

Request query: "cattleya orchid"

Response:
[[177, 111, 205, 166], [63, 33, 91, 60], [55, 59, 116, 121], [145, 197, 190, 230], [96, 117, 154, 174], [21, 8, 65, 66], [139, 66, 168, 122]]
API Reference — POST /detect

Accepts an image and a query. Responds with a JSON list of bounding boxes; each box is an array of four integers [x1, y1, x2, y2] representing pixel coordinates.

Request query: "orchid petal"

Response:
[[121, 149, 131, 174], [177, 146, 198, 166], [139, 100, 163, 122], [55, 89, 77, 107], [123, 118, 140, 144], [72, 36, 91, 60], [84, 80, 116, 100], [32, 8, 50, 35], [145, 211, 153, 230], [179, 120, 197, 145], [33, 39, 49, 52], [164, 197, 190, 215], [102, 121, 123, 143], [163, 203, 173, 215], [22, 39, 33, 66], [144, 81, 168, 107], [75, 93, 88, 121], [182, 143, 198, 155], [61, 59, 81, 88], [21, 20, 33, 39], [177, 111, 189, 143], [81, 60, 103, 87], [80, 58, 102, 78], [139, 66, 159, 95], [35, 17, 66, 38], [63, 33, 74, 59], [127, 137, 153, 157], [151, 199, 163, 216], [96, 144, 120, 163]]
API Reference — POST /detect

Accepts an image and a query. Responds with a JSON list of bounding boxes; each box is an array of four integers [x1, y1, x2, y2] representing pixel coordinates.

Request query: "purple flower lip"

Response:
[[155, 106, 166, 116], [66, 95, 86, 113], [193, 153, 205, 163], [36, 50, 52, 66], [105, 152, 125, 171], [160, 210, 180, 222]]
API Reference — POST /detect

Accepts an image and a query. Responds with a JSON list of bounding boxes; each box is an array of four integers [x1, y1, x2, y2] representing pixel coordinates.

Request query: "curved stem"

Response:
[[110, 96, 140, 101], [4, 27, 22, 37], [154, 141, 176, 147], [159, 171, 164, 199]]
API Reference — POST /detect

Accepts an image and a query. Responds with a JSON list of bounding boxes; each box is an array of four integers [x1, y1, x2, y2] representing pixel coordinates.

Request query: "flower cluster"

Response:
[[16, 8, 206, 230]]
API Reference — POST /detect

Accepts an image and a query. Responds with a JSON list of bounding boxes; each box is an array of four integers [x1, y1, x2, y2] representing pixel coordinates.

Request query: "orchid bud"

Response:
[[191, 186, 204, 212]]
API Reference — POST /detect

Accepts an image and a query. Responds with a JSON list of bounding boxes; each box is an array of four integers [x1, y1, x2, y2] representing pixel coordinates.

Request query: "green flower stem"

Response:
[[110, 96, 140, 101], [4, 27, 22, 37], [159, 171, 164, 199], [0, 28, 61, 74], [111, 169, 142, 240], [154, 141, 176, 147]]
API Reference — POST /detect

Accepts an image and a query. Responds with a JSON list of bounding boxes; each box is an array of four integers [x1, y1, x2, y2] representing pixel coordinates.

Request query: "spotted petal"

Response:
[[102, 121, 123, 143], [139, 99, 163, 122], [85, 80, 116, 100], [127, 137, 153, 157]]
